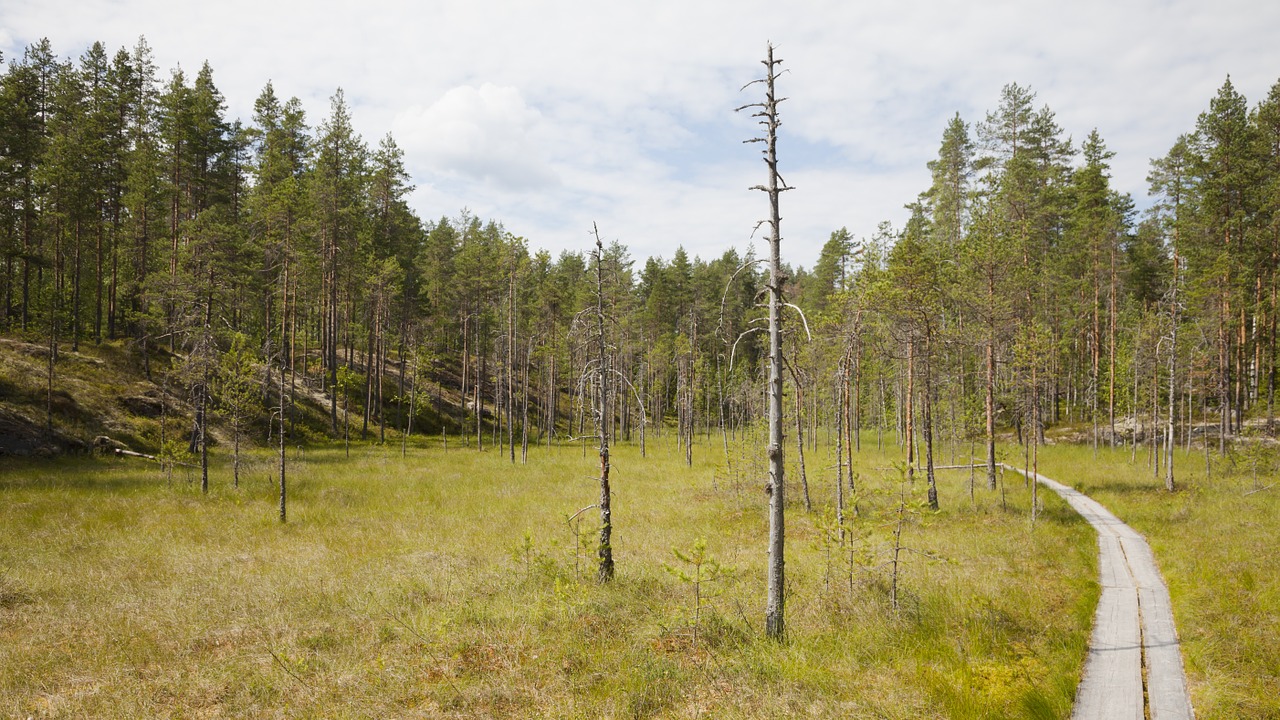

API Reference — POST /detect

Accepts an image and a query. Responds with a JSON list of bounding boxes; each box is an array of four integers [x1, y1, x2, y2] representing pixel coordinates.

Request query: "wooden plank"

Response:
[[1002, 465, 1195, 720]]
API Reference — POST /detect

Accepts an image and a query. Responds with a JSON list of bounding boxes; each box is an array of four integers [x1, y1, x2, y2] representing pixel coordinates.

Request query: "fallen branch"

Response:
[[113, 447, 198, 469]]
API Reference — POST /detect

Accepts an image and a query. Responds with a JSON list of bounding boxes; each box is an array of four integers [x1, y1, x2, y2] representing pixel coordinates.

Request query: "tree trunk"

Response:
[[1110, 249, 1118, 447], [279, 259, 289, 523], [792, 367, 810, 512], [742, 43, 788, 641], [1031, 353, 1040, 524], [924, 333, 938, 510], [986, 326, 997, 489], [835, 360, 846, 538], [906, 337, 915, 480], [508, 262, 516, 464], [593, 229, 614, 584], [853, 328, 862, 454]]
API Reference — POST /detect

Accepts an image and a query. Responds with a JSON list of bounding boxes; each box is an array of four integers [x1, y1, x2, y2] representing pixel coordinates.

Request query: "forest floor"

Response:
[[2, 436, 1096, 719]]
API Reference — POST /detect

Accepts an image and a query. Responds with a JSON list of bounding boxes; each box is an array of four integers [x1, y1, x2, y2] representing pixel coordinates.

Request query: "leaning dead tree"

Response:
[[738, 42, 792, 640]]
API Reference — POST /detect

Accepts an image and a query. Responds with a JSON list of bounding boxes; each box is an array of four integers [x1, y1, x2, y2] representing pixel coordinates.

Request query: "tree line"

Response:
[[3, 37, 1280, 503], [0, 38, 766, 466]]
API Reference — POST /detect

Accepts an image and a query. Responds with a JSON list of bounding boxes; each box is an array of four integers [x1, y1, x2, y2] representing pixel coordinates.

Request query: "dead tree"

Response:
[[277, 253, 290, 523], [591, 224, 614, 583], [739, 42, 792, 640], [1165, 252, 1180, 492]]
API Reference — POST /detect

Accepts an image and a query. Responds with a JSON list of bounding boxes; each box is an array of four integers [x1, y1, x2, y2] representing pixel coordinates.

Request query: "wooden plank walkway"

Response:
[[1001, 465, 1195, 720]]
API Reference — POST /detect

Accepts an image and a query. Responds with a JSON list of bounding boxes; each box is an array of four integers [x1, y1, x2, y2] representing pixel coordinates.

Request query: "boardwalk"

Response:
[[1002, 465, 1195, 720]]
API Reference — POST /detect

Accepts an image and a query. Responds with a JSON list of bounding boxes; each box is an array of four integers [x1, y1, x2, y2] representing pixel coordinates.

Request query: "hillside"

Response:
[[0, 338, 356, 459]]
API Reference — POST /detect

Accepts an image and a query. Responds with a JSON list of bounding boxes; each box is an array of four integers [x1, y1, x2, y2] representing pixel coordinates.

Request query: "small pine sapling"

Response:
[[565, 504, 598, 579], [1238, 428, 1276, 493], [336, 366, 359, 458], [879, 465, 947, 613], [664, 538, 735, 649], [217, 332, 259, 488], [512, 531, 538, 581]]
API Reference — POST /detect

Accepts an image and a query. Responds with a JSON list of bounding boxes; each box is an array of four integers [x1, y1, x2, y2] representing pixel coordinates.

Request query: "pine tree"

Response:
[[1191, 77, 1258, 447], [924, 113, 973, 250], [312, 88, 367, 433]]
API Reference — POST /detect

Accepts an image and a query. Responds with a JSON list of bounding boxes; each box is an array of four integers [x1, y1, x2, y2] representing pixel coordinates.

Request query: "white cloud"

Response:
[[4, 0, 1280, 271], [394, 84, 558, 193]]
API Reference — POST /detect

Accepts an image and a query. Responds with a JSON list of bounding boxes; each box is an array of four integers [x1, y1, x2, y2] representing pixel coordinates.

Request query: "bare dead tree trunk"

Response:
[[739, 42, 789, 641], [461, 313, 469, 446], [1031, 351, 1040, 525], [924, 333, 938, 510], [199, 294, 212, 496], [592, 226, 614, 584], [1110, 246, 1118, 447], [789, 361, 811, 512], [1132, 350, 1141, 464], [1152, 340, 1160, 479], [852, 322, 862, 454], [835, 358, 846, 538], [378, 300, 386, 445], [403, 341, 417, 458], [906, 337, 916, 480], [508, 258, 517, 464], [986, 280, 997, 489], [522, 337, 531, 463], [1093, 255, 1101, 455], [279, 257, 289, 524], [1268, 266, 1277, 434], [1220, 295, 1229, 455], [843, 346, 853, 488]]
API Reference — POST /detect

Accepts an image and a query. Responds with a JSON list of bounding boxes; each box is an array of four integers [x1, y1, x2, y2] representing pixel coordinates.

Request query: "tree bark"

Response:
[[1166, 252, 1179, 492], [279, 258, 289, 523], [740, 43, 788, 641], [593, 228, 614, 583]]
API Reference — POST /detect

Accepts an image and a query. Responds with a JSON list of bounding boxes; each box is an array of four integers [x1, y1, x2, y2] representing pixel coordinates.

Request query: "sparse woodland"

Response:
[[3, 36, 1280, 718], [3, 38, 1280, 485]]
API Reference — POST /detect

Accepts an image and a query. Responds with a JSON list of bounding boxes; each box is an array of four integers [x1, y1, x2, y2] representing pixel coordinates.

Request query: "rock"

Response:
[[0, 406, 87, 456], [119, 393, 164, 418], [93, 435, 129, 455]]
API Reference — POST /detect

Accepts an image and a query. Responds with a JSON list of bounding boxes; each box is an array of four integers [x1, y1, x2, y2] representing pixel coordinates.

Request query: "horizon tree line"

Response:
[[3, 37, 1280, 500]]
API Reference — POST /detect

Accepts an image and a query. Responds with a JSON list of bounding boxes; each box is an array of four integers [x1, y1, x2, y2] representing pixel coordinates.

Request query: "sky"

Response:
[[3, 0, 1279, 270]]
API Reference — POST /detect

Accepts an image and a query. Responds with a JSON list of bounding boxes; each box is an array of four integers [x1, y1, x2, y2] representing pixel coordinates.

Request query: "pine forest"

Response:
[[3, 35, 1280, 719]]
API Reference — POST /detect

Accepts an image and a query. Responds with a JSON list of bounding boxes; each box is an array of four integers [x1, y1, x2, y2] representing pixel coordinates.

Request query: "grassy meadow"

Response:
[[2, 434, 1099, 718], [1033, 442, 1280, 720]]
